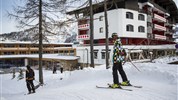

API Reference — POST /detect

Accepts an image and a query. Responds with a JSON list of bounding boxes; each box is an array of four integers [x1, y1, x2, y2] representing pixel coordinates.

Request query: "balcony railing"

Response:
[[147, 15, 152, 23], [153, 13, 166, 22], [154, 34, 166, 40], [78, 24, 89, 30], [147, 33, 154, 39], [147, 26, 152, 34], [165, 29, 173, 35], [153, 24, 166, 31], [173, 34, 178, 38], [78, 35, 90, 39]]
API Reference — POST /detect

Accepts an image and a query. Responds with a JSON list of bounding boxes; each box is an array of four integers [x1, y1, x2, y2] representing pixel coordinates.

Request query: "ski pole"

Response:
[[128, 58, 141, 72], [34, 79, 40, 83]]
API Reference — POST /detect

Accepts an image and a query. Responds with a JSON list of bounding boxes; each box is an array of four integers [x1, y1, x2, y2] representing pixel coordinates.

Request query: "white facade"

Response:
[[76, 46, 114, 65], [75, 8, 176, 65], [93, 9, 147, 39], [76, 8, 148, 65], [75, 44, 176, 65]]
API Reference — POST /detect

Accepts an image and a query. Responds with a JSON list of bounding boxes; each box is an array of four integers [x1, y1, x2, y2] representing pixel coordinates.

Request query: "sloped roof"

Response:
[[155, 0, 178, 23], [67, 0, 178, 23]]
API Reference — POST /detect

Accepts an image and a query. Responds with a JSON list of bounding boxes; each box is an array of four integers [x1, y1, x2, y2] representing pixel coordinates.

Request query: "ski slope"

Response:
[[0, 57, 178, 100]]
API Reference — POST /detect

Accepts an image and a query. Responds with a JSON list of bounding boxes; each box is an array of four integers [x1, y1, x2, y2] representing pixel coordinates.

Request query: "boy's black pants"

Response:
[[112, 62, 128, 84], [26, 80, 35, 92]]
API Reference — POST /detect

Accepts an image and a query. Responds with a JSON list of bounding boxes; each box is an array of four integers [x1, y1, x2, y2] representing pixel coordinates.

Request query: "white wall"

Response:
[[76, 44, 176, 65], [93, 9, 147, 39], [121, 9, 147, 38], [76, 46, 114, 65]]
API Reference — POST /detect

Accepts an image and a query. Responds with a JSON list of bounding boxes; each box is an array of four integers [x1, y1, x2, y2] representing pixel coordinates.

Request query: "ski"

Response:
[[118, 83, 142, 88], [96, 85, 132, 91], [24, 92, 35, 95], [35, 83, 42, 89], [121, 85, 142, 88]]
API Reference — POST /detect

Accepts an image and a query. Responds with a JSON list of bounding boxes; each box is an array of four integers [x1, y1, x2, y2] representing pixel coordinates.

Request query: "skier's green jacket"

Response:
[[113, 38, 127, 64]]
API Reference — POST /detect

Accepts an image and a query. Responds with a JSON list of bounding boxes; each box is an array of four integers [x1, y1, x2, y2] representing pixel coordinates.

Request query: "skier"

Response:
[[11, 68, 16, 79], [60, 64, 63, 74], [53, 65, 57, 74], [26, 65, 35, 94], [18, 69, 24, 80], [110, 33, 130, 88]]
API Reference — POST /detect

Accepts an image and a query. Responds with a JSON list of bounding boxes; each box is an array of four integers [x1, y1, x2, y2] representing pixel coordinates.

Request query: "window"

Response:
[[99, 16, 104, 21], [126, 12, 133, 19], [94, 52, 98, 59], [101, 52, 105, 59], [138, 26, 145, 32], [99, 27, 103, 33], [19, 44, 26, 47], [101, 50, 110, 59], [126, 24, 134, 32], [94, 50, 98, 59], [4, 44, 15, 48], [138, 14, 145, 21]]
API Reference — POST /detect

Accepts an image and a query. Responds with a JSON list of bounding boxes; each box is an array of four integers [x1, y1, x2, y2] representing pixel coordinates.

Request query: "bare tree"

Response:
[[8, 0, 81, 84], [89, 0, 94, 68], [104, 0, 109, 69]]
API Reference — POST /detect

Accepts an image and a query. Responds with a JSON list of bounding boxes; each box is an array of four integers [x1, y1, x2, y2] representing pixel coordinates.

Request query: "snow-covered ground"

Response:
[[0, 56, 178, 100]]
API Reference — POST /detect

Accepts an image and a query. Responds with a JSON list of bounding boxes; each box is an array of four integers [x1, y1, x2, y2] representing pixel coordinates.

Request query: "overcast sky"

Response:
[[0, 0, 178, 34]]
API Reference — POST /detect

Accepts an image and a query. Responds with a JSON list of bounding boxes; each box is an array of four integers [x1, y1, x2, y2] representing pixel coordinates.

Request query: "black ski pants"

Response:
[[112, 62, 128, 84], [26, 80, 35, 92], [60, 68, 63, 73]]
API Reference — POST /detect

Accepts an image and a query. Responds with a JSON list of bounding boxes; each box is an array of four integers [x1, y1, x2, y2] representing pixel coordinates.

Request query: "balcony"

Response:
[[147, 33, 154, 39], [153, 13, 166, 22], [153, 24, 166, 31], [147, 26, 152, 34], [154, 34, 166, 40], [165, 21, 175, 27], [78, 24, 89, 30], [173, 34, 178, 39], [78, 35, 90, 40], [165, 29, 173, 35], [147, 15, 152, 23]]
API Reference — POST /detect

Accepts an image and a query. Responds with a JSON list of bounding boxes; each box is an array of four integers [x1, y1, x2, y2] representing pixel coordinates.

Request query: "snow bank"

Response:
[[153, 56, 178, 64]]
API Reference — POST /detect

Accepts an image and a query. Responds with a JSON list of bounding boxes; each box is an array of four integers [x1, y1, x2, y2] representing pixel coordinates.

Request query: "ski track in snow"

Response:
[[0, 57, 178, 100]]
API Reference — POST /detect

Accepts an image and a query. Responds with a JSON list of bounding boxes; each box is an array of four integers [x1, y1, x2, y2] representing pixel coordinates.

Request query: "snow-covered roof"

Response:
[[0, 54, 79, 60], [0, 40, 73, 45]]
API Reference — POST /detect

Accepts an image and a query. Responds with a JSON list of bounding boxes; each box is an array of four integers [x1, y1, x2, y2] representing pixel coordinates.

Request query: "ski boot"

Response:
[[109, 84, 121, 88], [121, 81, 131, 86], [27, 91, 31, 94]]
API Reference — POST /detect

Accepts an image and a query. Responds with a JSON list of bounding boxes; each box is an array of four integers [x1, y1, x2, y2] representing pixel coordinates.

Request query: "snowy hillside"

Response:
[[0, 21, 77, 43], [0, 57, 178, 100]]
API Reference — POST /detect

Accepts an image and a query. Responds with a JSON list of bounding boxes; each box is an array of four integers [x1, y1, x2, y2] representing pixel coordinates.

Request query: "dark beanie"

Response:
[[26, 65, 30, 69]]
